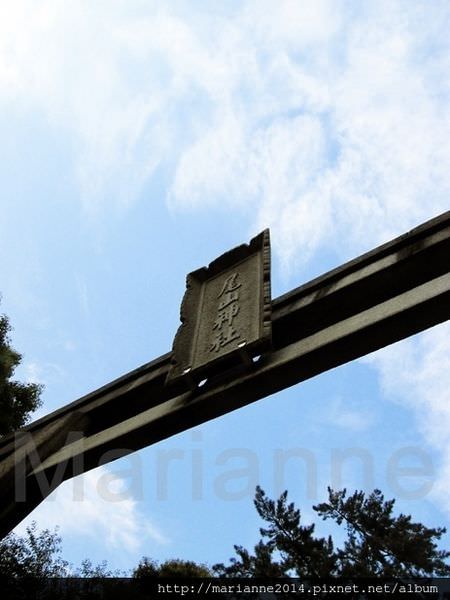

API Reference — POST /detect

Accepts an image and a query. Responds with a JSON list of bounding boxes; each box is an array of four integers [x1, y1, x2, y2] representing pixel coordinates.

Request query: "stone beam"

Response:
[[0, 210, 449, 537]]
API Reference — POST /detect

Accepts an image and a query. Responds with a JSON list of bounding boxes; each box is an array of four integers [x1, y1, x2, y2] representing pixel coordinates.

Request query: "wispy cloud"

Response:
[[168, 0, 450, 273], [23, 361, 44, 385], [27, 360, 65, 382], [2, 0, 449, 525], [2, 1, 448, 259], [364, 322, 450, 517], [75, 275, 90, 317], [14, 464, 169, 553], [0, 2, 173, 213], [326, 397, 374, 433]]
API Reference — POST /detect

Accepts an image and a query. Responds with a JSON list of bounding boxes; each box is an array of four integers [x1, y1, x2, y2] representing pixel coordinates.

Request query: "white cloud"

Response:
[[14, 464, 168, 553], [20, 360, 65, 387], [0, 2, 178, 213], [23, 361, 44, 385], [2, 0, 449, 524], [326, 397, 374, 433], [168, 0, 450, 273], [1, 0, 448, 262], [364, 322, 450, 516]]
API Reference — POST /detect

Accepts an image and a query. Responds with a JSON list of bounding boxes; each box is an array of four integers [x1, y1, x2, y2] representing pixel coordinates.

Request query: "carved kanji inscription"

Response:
[[166, 230, 271, 387]]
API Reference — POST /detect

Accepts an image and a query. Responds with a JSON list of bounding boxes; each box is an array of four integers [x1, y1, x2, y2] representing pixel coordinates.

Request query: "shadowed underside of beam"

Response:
[[1, 210, 449, 538]]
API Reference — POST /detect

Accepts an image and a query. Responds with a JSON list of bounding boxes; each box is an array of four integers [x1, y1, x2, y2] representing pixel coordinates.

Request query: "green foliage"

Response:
[[0, 309, 43, 436], [133, 557, 159, 577], [0, 522, 68, 578], [213, 486, 450, 578], [0, 523, 125, 581], [133, 557, 211, 577], [1, 488, 449, 584], [213, 486, 335, 577], [314, 487, 450, 577], [73, 558, 124, 578]]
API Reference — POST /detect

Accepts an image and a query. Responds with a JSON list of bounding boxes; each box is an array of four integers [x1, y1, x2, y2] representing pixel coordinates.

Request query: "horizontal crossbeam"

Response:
[[1, 210, 450, 538]]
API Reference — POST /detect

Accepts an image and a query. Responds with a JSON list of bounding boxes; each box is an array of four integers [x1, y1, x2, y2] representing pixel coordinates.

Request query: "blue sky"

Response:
[[1, 0, 450, 572]]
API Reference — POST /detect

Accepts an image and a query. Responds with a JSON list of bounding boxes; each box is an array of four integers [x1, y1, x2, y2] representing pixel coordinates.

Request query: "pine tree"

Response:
[[214, 486, 450, 578], [0, 307, 43, 436], [314, 487, 450, 577]]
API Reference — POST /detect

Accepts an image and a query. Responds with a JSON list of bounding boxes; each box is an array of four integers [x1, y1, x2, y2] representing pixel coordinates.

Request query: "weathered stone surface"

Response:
[[166, 229, 272, 386], [1, 211, 450, 540], [0, 411, 89, 540]]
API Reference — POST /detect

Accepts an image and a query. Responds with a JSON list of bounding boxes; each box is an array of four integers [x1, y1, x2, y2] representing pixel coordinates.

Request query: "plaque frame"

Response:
[[166, 229, 271, 387]]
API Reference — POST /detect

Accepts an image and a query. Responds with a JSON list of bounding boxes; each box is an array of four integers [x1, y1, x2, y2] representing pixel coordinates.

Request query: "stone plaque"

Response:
[[166, 230, 271, 387]]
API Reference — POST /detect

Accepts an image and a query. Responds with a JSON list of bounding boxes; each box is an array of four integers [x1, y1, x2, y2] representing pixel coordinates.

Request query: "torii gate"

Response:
[[1, 210, 449, 540]]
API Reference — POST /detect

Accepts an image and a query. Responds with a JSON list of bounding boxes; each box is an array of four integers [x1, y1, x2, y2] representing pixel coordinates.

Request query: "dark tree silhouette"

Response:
[[1, 309, 448, 583], [134, 557, 211, 577], [0, 306, 43, 436], [213, 486, 450, 578], [0, 522, 68, 578], [314, 487, 450, 577]]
